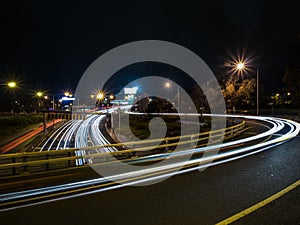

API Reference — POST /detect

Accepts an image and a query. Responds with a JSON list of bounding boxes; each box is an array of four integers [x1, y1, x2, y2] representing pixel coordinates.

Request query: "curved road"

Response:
[[0, 114, 299, 225], [1, 133, 299, 225]]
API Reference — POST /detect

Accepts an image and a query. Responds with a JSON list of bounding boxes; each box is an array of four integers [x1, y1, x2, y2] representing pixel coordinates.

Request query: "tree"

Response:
[[222, 76, 256, 110], [190, 84, 208, 112], [283, 68, 300, 106]]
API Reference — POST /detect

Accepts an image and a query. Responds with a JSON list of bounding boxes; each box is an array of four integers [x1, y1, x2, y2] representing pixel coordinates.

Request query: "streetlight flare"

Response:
[[36, 91, 43, 97], [236, 62, 245, 70], [96, 92, 104, 100], [7, 81, 16, 88], [165, 82, 171, 88]]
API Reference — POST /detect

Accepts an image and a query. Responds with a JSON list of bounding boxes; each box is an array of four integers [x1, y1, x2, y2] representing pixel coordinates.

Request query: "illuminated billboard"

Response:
[[61, 97, 75, 101], [124, 87, 138, 95]]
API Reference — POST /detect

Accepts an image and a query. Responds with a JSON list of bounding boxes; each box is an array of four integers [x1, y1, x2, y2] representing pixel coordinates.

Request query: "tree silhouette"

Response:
[[283, 68, 300, 106]]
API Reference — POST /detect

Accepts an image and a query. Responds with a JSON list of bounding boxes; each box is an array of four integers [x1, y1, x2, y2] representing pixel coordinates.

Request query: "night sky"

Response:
[[0, 0, 299, 96]]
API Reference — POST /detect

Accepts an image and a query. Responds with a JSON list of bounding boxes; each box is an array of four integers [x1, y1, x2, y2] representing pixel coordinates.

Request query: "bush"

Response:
[[0, 115, 44, 136]]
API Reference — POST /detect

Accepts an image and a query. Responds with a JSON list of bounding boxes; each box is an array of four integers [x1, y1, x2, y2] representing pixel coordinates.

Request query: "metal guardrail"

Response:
[[46, 112, 87, 120], [0, 121, 246, 178]]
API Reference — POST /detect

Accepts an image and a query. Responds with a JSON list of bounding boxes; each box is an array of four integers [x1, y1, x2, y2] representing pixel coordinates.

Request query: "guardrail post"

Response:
[[190, 135, 194, 148], [46, 154, 49, 170], [43, 112, 47, 136], [21, 154, 28, 174], [12, 156, 16, 175], [165, 140, 169, 152], [68, 151, 71, 167]]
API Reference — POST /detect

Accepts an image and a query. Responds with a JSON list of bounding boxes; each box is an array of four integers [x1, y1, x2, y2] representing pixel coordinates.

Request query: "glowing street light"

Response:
[[1, 81, 17, 88], [225, 59, 259, 115], [236, 62, 245, 70], [7, 81, 17, 88], [96, 92, 104, 100], [36, 91, 43, 97], [44, 95, 56, 110], [0, 81, 18, 113], [164, 81, 180, 112], [35, 91, 44, 112]]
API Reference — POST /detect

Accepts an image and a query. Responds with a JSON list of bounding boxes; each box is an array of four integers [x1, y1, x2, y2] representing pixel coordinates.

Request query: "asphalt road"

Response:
[[1, 132, 299, 225]]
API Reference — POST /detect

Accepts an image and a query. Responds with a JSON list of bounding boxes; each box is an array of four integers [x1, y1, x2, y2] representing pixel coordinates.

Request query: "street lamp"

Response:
[[44, 95, 55, 110], [0, 81, 18, 113], [165, 82, 171, 88], [36, 91, 43, 97], [225, 60, 259, 115], [36, 91, 44, 112], [164, 81, 180, 112], [109, 95, 114, 106], [236, 62, 245, 70], [237, 62, 259, 115], [7, 81, 17, 88], [1, 81, 17, 89], [96, 92, 105, 108], [96, 92, 104, 100]]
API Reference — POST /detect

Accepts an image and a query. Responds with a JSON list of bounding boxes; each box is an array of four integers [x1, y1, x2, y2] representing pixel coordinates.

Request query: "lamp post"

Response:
[[165, 81, 180, 112], [225, 61, 259, 115], [44, 95, 55, 110], [36, 91, 43, 112], [0, 81, 17, 113], [96, 92, 105, 108], [236, 63, 259, 115], [36, 91, 57, 111]]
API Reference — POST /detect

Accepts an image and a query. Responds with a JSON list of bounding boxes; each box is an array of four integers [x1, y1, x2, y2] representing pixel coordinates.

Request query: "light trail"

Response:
[[89, 115, 117, 153], [74, 115, 97, 148], [1, 119, 62, 154], [55, 120, 78, 150], [63, 120, 82, 149], [1, 114, 298, 211], [74, 115, 98, 165], [38, 114, 116, 165], [39, 120, 74, 151]]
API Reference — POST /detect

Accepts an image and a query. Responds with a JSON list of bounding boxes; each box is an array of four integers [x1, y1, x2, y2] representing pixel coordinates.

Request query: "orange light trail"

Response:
[[0, 119, 62, 154]]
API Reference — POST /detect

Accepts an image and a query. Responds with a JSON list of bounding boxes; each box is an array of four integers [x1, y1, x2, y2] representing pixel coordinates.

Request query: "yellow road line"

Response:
[[215, 179, 300, 225]]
